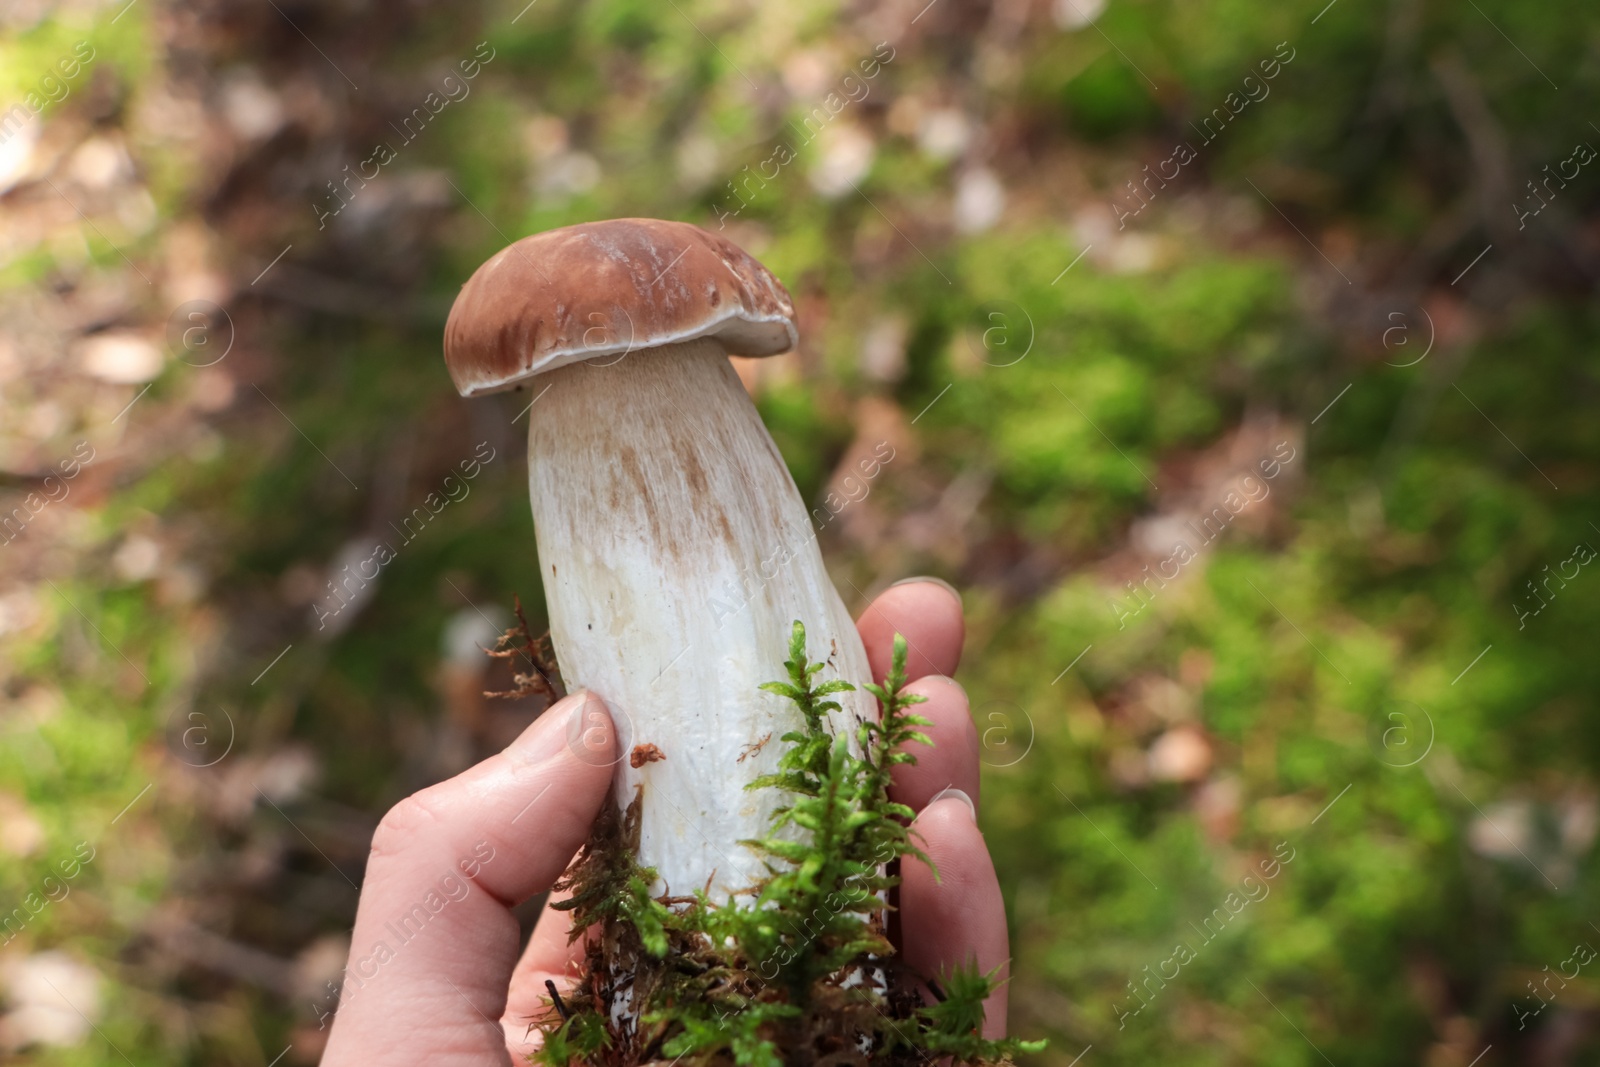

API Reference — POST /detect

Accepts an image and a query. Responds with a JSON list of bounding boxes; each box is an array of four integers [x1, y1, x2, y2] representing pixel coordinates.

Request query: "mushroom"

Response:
[[443, 219, 875, 905]]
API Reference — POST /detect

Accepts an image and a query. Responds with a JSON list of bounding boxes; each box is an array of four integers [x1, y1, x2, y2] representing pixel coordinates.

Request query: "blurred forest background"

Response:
[[1, 0, 1597, 1063]]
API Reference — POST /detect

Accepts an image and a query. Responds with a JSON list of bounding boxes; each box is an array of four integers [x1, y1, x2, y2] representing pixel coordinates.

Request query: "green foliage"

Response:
[[1061, 54, 1163, 141], [540, 1009, 612, 1065], [549, 793, 676, 961], [908, 965, 1048, 1060], [535, 623, 1039, 1067]]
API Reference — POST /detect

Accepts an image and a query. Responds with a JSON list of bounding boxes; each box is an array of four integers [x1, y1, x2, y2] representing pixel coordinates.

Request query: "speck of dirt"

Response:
[[630, 742, 666, 768]]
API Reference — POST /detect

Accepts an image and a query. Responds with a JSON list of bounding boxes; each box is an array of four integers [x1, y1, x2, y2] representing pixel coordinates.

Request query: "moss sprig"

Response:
[[533, 621, 1044, 1067]]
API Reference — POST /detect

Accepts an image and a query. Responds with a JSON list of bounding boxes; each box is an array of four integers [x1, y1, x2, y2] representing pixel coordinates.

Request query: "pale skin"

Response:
[[321, 580, 1008, 1066]]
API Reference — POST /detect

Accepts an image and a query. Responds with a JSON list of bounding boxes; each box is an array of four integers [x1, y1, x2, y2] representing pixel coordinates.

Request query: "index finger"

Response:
[[855, 578, 964, 683]]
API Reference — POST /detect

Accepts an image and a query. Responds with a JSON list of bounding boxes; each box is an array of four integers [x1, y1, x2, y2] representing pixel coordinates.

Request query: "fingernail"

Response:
[[930, 786, 977, 823], [890, 575, 962, 609], [504, 690, 594, 768]]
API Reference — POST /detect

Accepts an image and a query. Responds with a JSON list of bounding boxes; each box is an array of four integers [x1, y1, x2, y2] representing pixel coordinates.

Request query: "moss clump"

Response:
[[534, 622, 1045, 1066]]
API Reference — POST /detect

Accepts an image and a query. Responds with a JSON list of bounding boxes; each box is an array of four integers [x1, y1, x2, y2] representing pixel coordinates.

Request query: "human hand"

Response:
[[320, 578, 1007, 1065]]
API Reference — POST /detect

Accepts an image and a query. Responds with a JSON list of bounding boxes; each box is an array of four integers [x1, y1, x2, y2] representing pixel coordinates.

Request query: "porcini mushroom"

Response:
[[443, 219, 875, 905]]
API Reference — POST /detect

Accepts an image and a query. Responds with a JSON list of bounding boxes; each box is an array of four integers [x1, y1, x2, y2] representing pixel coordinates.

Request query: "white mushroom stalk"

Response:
[[444, 219, 875, 905]]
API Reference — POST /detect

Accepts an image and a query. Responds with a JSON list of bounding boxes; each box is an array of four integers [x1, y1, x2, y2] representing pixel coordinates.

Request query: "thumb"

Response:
[[322, 690, 616, 1066]]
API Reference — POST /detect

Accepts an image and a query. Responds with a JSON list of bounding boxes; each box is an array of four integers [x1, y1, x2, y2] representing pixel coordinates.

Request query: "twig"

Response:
[[484, 595, 565, 701], [544, 979, 571, 1022]]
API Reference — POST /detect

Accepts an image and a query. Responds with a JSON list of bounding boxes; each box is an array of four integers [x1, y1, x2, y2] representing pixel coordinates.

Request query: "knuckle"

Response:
[[369, 789, 446, 860]]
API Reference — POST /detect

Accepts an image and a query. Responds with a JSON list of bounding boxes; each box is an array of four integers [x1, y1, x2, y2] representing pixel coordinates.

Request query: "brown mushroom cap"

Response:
[[443, 218, 798, 397]]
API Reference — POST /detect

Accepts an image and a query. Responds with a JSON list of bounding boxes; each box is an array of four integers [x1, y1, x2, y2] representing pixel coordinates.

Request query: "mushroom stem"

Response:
[[528, 338, 875, 903]]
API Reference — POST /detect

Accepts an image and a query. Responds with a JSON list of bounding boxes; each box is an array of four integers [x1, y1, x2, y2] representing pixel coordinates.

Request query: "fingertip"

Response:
[[504, 689, 618, 772], [928, 786, 977, 823], [889, 675, 980, 813], [901, 797, 1010, 1038], [891, 575, 962, 608], [903, 673, 970, 705], [909, 795, 982, 855], [557, 689, 619, 771], [858, 579, 964, 682]]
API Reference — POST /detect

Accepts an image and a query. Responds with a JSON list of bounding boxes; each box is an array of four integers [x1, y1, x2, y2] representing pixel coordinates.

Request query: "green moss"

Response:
[[533, 623, 1045, 1066]]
